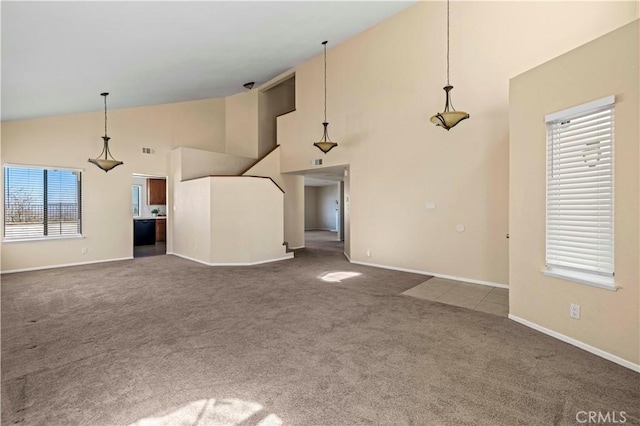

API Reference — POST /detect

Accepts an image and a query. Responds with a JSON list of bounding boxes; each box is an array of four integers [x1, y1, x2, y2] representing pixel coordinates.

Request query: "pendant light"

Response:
[[88, 92, 123, 172], [314, 41, 338, 154], [430, 0, 469, 130]]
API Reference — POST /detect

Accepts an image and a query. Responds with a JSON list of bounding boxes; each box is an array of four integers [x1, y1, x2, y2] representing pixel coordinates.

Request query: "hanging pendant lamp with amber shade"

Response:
[[89, 92, 124, 172], [430, 0, 469, 131], [314, 41, 338, 154]]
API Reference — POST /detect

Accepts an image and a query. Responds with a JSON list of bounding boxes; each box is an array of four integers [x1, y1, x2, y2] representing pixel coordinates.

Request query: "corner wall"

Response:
[[509, 20, 640, 367], [172, 175, 289, 265], [210, 177, 289, 264], [242, 146, 305, 249]]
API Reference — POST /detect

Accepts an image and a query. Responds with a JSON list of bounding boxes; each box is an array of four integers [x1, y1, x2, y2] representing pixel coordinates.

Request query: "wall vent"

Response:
[[311, 159, 323, 166], [142, 147, 155, 155]]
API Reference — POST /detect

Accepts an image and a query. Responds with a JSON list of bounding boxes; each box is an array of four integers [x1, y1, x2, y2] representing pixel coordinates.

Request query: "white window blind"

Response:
[[4, 165, 82, 240], [545, 96, 614, 285]]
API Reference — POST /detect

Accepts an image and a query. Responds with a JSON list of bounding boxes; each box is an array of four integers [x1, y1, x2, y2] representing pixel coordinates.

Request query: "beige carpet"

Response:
[[2, 232, 638, 425]]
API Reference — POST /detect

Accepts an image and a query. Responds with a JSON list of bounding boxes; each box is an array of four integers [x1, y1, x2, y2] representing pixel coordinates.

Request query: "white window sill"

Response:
[[3, 235, 84, 243], [542, 267, 616, 291]]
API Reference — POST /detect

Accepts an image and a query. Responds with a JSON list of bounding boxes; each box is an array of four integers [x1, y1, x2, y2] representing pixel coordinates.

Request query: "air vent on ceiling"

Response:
[[142, 147, 156, 155]]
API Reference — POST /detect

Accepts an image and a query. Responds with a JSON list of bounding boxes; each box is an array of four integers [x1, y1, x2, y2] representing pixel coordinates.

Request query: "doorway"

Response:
[[132, 174, 167, 258], [302, 165, 349, 257]]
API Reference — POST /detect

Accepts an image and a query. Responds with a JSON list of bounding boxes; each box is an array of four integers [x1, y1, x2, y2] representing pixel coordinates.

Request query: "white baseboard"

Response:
[[288, 246, 305, 250], [349, 260, 508, 289], [509, 314, 639, 372], [170, 252, 294, 266], [343, 251, 351, 262], [1, 257, 133, 274]]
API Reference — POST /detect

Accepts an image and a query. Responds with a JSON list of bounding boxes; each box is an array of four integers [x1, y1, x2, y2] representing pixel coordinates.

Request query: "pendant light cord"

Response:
[[323, 41, 328, 123], [446, 0, 450, 86], [103, 94, 108, 136]]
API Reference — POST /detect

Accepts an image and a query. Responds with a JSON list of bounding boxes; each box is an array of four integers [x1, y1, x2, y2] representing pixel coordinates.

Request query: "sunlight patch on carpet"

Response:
[[318, 271, 362, 283], [129, 398, 282, 426]]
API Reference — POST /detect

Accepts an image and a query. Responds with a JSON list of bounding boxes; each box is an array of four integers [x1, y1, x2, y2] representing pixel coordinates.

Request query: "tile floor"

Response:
[[402, 277, 509, 317], [133, 242, 167, 258]]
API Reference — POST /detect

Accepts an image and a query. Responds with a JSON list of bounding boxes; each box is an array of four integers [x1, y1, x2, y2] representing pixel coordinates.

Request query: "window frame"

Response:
[[3, 163, 83, 242], [542, 95, 616, 291], [132, 184, 142, 217]]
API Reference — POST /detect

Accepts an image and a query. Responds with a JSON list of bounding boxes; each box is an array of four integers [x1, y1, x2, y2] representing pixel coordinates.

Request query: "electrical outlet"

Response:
[[81, 247, 88, 254], [570, 303, 581, 319], [366, 249, 371, 257]]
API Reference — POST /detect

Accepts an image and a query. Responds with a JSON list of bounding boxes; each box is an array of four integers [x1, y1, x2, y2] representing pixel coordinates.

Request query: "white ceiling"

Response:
[[302, 165, 346, 187], [1, 1, 415, 122]]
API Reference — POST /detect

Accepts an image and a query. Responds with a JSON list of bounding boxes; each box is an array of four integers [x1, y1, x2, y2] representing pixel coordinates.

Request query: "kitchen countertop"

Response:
[[133, 216, 167, 220]]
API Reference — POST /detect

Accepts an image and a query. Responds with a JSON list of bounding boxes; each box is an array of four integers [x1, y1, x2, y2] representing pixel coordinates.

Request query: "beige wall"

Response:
[[281, 174, 305, 249], [179, 147, 254, 181], [171, 173, 292, 265], [242, 146, 305, 249], [509, 21, 639, 366], [343, 171, 351, 258], [172, 177, 212, 262], [318, 185, 339, 231], [171, 175, 289, 265], [277, 1, 638, 285], [168, 146, 255, 255], [210, 177, 289, 264], [258, 77, 296, 157], [167, 149, 182, 255], [170, 98, 226, 151], [304, 186, 319, 230], [225, 91, 259, 159]]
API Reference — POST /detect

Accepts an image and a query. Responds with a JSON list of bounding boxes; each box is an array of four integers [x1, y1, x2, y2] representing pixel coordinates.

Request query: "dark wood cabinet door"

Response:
[[155, 219, 166, 242], [147, 178, 166, 205]]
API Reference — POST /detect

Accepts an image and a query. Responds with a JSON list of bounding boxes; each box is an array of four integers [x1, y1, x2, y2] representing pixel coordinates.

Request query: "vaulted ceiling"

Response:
[[1, 1, 415, 121]]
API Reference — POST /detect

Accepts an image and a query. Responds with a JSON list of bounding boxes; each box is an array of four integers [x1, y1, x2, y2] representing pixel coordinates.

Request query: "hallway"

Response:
[[302, 230, 343, 254]]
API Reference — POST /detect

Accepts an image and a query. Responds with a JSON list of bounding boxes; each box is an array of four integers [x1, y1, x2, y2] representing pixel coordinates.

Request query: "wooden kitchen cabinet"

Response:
[[147, 178, 166, 205], [155, 218, 166, 243]]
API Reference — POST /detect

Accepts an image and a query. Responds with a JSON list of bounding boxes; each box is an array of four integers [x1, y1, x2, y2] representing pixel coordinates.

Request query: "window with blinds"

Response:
[[544, 95, 614, 289], [4, 165, 82, 240]]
